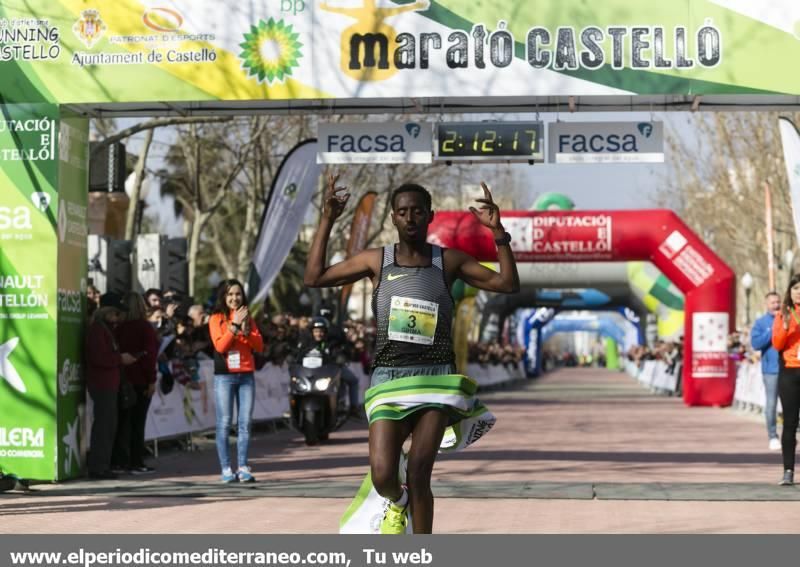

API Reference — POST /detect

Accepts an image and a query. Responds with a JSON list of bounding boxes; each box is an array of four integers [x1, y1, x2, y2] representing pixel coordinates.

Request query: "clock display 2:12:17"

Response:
[[435, 121, 544, 160]]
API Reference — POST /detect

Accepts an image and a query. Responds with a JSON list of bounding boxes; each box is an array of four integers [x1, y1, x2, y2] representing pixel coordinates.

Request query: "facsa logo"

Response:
[[0, 207, 32, 230], [326, 134, 406, 153], [557, 133, 640, 153], [31, 192, 51, 212], [405, 123, 421, 138], [637, 122, 654, 138]]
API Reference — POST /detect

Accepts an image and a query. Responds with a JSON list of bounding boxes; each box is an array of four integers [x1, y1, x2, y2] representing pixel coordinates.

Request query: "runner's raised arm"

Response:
[[304, 173, 379, 288], [446, 181, 520, 294]]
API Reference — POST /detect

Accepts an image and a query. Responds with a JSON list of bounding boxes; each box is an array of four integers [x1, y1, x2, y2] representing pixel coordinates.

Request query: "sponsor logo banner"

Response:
[[317, 122, 431, 164], [691, 312, 729, 378], [248, 140, 321, 304], [505, 214, 614, 261], [548, 121, 663, 164], [0, 103, 60, 480]]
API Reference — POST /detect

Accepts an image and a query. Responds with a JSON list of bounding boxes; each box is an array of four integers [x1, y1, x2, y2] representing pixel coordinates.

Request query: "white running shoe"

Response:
[[769, 438, 781, 451]]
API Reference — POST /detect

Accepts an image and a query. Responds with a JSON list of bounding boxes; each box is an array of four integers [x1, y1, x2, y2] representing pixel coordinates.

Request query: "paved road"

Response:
[[3, 368, 800, 533]]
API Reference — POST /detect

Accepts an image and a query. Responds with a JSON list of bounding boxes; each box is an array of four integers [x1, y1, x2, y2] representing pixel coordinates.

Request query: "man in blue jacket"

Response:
[[750, 291, 782, 450]]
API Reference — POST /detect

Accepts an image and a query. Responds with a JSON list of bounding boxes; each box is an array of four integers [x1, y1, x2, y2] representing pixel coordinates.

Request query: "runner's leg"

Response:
[[369, 418, 414, 501], [406, 408, 449, 534]]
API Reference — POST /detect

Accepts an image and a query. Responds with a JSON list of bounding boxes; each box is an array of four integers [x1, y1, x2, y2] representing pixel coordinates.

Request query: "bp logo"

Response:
[[239, 18, 303, 84]]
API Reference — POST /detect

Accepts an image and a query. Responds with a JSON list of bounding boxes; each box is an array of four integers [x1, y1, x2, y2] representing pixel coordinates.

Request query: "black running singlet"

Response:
[[371, 244, 455, 369]]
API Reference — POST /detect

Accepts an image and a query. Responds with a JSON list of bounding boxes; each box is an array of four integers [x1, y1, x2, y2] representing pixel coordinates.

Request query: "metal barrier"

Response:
[[624, 358, 777, 413], [623, 359, 681, 395], [142, 360, 521, 442]]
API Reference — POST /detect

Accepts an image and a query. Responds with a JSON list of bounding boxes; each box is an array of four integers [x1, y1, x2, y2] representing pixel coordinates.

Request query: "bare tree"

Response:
[[157, 118, 268, 295], [663, 111, 800, 324]]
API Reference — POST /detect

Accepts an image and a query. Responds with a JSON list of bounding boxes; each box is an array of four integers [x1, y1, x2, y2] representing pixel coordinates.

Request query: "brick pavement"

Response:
[[2, 368, 799, 533]]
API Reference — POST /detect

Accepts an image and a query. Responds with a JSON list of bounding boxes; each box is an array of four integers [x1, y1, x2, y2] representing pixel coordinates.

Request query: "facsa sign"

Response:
[[548, 121, 664, 164], [317, 122, 432, 164]]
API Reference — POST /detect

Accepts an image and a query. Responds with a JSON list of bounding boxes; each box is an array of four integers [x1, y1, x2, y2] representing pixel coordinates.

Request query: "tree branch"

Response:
[[90, 116, 233, 157]]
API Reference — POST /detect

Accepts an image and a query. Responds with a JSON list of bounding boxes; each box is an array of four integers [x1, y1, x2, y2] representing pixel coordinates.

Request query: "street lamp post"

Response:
[[741, 272, 754, 326], [786, 249, 795, 283]]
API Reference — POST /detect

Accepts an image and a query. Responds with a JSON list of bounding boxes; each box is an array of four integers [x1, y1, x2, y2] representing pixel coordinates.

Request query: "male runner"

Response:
[[304, 174, 519, 534]]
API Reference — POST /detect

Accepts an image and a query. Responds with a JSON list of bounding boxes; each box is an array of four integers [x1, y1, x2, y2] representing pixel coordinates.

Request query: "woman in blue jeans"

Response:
[[209, 279, 264, 483]]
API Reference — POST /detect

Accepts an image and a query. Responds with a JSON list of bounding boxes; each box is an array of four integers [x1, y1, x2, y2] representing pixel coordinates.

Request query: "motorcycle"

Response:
[[288, 351, 350, 446]]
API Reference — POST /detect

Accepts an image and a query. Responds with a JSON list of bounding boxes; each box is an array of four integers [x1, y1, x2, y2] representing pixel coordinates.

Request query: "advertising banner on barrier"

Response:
[[547, 122, 664, 164], [0, 104, 60, 479], [1, 2, 800, 105], [317, 122, 431, 164]]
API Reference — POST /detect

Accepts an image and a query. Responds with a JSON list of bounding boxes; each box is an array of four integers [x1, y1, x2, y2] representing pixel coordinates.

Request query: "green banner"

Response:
[[0, 103, 60, 480], [0, 105, 86, 481], [55, 113, 88, 481], [1, 1, 800, 105]]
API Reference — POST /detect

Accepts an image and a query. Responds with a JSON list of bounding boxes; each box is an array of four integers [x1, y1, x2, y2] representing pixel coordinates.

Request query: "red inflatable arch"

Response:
[[429, 210, 736, 407]]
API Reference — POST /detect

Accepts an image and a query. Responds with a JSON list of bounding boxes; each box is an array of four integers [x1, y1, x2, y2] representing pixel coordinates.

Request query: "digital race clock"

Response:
[[434, 121, 544, 162]]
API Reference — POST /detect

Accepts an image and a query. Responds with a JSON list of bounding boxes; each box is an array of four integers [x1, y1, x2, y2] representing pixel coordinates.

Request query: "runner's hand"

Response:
[[469, 181, 503, 231], [323, 173, 350, 220]]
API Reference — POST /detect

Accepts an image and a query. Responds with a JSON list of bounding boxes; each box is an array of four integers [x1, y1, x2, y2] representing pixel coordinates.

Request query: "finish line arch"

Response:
[[429, 209, 735, 407]]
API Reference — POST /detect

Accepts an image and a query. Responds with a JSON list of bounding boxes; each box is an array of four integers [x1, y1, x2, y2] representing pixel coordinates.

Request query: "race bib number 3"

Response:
[[388, 296, 438, 345]]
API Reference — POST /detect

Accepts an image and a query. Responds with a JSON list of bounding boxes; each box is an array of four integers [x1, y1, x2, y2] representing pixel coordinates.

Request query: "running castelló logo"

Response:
[[72, 9, 107, 49], [239, 18, 303, 84], [319, 0, 430, 82]]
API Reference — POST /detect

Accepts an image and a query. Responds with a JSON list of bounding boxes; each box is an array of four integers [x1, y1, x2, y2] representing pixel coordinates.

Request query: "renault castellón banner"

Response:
[[2, 1, 800, 105], [248, 140, 320, 306], [0, 104, 88, 481]]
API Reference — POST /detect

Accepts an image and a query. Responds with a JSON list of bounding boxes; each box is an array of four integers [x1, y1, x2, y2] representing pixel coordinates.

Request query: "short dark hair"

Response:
[[391, 183, 431, 211], [766, 291, 780, 299]]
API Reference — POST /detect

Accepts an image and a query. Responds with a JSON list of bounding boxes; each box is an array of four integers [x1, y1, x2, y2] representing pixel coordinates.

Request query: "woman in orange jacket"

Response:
[[771, 273, 800, 486], [208, 279, 264, 483]]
